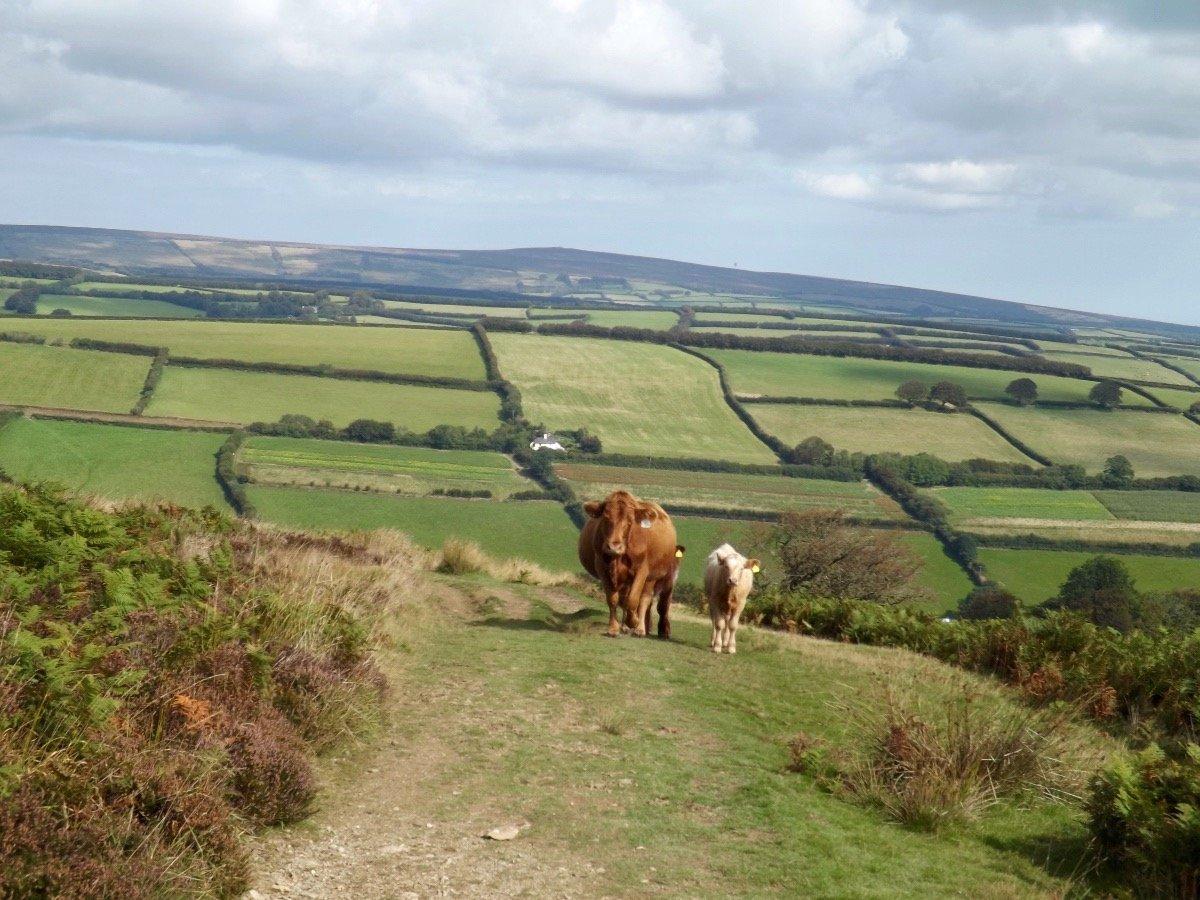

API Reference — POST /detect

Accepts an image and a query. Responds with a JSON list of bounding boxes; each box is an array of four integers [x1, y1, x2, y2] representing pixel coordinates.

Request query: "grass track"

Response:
[[0, 417, 228, 508], [0, 341, 149, 413], [974, 403, 1200, 476], [491, 333, 777, 464], [146, 367, 500, 429], [707, 349, 1141, 405], [4, 318, 486, 379], [750, 405, 1031, 463], [241, 436, 528, 497]]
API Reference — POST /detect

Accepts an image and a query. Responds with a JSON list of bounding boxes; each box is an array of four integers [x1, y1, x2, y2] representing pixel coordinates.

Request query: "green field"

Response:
[[1140, 384, 1200, 409], [1161, 356, 1200, 382], [241, 436, 529, 497], [380, 300, 528, 318], [1033, 340, 1131, 357], [750, 405, 1031, 463], [691, 312, 790, 323], [0, 341, 149, 412], [706, 349, 1143, 405], [557, 462, 903, 519], [34, 293, 204, 318], [975, 403, 1200, 476], [491, 333, 776, 463], [1040, 351, 1194, 385], [1094, 490, 1200, 522], [575, 309, 681, 329], [250, 485, 582, 570], [0, 417, 227, 508], [145, 366, 500, 429], [75, 281, 211, 294], [979, 548, 1200, 603], [5, 318, 486, 379], [933, 487, 1114, 522]]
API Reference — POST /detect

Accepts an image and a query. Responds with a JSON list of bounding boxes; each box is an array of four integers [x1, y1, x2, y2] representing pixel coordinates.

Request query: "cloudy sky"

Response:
[[1, 1, 1198, 322]]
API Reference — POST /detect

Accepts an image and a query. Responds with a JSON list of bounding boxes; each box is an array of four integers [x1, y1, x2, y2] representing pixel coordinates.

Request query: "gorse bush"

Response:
[[0, 483, 415, 897]]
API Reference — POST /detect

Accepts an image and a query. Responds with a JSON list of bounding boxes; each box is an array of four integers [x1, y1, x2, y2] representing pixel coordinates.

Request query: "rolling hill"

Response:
[[2, 222, 1196, 338]]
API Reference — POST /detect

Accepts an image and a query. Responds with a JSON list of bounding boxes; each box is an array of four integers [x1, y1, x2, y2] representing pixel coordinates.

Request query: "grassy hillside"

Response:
[[4, 318, 485, 379], [975, 403, 1200, 475], [750, 405, 1032, 462], [0, 341, 150, 413], [491, 333, 777, 463], [145, 367, 500, 429], [0, 417, 228, 508], [241, 436, 530, 497]]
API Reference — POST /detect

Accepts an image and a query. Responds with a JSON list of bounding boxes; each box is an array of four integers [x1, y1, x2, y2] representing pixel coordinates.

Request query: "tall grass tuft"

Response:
[[435, 537, 578, 586]]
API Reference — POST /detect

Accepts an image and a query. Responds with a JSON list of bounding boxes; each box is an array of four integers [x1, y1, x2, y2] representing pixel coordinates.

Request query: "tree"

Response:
[[48, 308, 72, 318], [1190, 401, 1200, 416], [791, 436, 835, 466], [896, 380, 928, 404], [1049, 556, 1138, 632], [1005, 377, 1039, 406], [1102, 455, 1135, 487], [930, 381, 968, 407], [1089, 380, 1123, 408], [747, 509, 928, 605], [958, 586, 1020, 621], [342, 419, 395, 443]]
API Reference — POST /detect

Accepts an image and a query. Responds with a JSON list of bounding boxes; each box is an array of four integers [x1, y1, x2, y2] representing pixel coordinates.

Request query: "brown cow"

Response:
[[578, 490, 682, 638]]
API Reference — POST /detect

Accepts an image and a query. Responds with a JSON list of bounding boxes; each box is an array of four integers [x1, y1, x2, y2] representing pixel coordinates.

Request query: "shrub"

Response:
[[958, 586, 1020, 621], [896, 379, 929, 404], [343, 419, 396, 443], [929, 381, 968, 407], [1103, 454, 1135, 487], [1087, 744, 1200, 896], [791, 686, 1080, 831], [1044, 556, 1138, 633], [48, 307, 72, 317]]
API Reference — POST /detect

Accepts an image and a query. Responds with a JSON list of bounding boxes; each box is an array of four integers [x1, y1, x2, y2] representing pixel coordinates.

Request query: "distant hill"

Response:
[[0, 222, 1192, 337]]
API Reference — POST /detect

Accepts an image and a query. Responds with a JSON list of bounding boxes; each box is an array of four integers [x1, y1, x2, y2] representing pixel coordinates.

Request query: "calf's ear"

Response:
[[747, 559, 761, 574], [584, 500, 605, 518]]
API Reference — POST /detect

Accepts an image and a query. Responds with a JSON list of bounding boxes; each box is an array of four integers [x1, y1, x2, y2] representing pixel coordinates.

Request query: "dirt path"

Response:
[[247, 581, 599, 899]]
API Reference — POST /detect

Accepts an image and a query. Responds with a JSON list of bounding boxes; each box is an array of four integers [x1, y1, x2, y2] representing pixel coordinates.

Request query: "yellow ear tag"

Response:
[[751, 565, 761, 574], [675, 549, 684, 558]]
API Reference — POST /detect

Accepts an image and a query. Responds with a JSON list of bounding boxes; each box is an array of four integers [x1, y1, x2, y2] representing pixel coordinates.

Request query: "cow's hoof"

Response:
[[711, 646, 721, 653]]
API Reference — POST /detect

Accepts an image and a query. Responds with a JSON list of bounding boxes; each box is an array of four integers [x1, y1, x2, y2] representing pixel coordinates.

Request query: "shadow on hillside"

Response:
[[474, 607, 598, 634], [980, 829, 1110, 893]]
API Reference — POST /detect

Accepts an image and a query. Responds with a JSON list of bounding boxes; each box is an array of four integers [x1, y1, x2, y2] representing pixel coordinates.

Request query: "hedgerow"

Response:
[[131, 349, 168, 415], [216, 431, 255, 517]]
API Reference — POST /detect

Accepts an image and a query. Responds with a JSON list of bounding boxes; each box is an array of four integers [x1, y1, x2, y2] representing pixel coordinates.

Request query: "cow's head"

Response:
[[715, 545, 760, 587], [584, 490, 659, 558]]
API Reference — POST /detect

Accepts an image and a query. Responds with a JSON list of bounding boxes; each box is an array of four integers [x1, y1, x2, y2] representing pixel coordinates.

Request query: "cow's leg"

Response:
[[625, 567, 651, 636], [711, 614, 725, 653], [727, 606, 744, 654], [601, 575, 622, 637], [656, 583, 673, 640]]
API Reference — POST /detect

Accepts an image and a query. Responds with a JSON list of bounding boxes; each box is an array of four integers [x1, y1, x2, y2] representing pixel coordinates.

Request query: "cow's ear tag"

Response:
[[751, 564, 761, 574], [675, 549, 684, 558], [640, 519, 652, 529]]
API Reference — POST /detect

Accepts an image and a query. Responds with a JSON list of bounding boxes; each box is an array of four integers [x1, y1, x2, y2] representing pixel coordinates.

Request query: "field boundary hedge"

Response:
[[965, 406, 1054, 467], [535, 320, 1095, 378], [216, 431, 255, 517], [670, 344, 790, 463], [470, 323, 525, 424], [968, 531, 1200, 558], [131, 349, 168, 415]]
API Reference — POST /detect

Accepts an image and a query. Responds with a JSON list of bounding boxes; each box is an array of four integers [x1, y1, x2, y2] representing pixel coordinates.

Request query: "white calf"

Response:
[[704, 543, 759, 654]]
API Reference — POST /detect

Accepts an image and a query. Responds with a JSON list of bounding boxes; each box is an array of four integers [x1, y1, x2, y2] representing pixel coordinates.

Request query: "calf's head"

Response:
[[584, 490, 660, 558], [715, 546, 761, 587]]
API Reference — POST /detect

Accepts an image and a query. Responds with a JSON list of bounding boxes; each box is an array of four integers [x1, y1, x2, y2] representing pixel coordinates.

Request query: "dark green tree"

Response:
[[1102, 455, 1135, 487], [930, 381, 968, 407], [792, 436, 835, 466], [1089, 380, 1123, 408], [957, 586, 1020, 621], [1050, 556, 1138, 632], [896, 379, 928, 404], [1005, 377, 1039, 405]]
